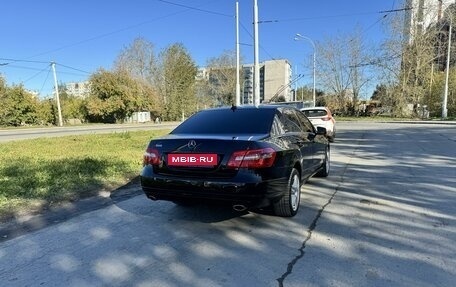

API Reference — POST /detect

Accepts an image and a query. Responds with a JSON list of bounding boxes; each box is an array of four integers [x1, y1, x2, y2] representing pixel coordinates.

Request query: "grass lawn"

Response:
[[0, 129, 170, 222]]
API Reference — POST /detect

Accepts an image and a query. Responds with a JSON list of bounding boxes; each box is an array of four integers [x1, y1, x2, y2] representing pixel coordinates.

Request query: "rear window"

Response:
[[301, 109, 327, 117], [171, 108, 276, 135]]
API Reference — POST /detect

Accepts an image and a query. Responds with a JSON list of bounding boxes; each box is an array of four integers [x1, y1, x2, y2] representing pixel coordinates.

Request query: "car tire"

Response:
[[273, 168, 301, 217], [316, 146, 330, 177]]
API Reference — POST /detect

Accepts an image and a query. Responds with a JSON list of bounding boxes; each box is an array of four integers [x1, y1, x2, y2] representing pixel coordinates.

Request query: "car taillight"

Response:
[[227, 148, 276, 169], [143, 148, 161, 166], [321, 116, 331, 121]]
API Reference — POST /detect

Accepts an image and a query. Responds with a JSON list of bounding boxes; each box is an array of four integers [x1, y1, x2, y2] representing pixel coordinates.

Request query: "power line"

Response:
[[0, 58, 49, 66], [378, 7, 412, 14], [157, 0, 233, 18], [23, 66, 50, 84], [15, 0, 229, 62], [239, 21, 276, 60], [55, 63, 91, 74], [258, 7, 412, 24], [1, 64, 49, 72], [1, 60, 90, 76], [39, 67, 52, 96]]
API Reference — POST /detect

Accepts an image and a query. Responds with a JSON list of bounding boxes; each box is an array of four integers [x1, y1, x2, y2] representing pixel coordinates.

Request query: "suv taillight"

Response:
[[143, 148, 160, 166], [227, 148, 276, 169], [321, 116, 331, 121]]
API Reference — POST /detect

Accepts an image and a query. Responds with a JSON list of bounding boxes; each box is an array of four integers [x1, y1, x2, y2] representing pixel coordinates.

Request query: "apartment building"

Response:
[[65, 81, 90, 98], [404, 0, 455, 43], [242, 59, 292, 104]]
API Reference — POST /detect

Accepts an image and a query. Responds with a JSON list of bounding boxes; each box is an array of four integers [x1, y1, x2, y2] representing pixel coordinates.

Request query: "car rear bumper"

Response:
[[140, 166, 288, 207]]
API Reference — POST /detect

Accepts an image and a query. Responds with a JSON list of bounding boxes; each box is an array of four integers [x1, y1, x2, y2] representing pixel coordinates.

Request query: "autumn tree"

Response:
[[114, 37, 157, 83], [316, 29, 373, 115], [376, 5, 455, 117], [205, 50, 239, 106], [113, 37, 162, 116]]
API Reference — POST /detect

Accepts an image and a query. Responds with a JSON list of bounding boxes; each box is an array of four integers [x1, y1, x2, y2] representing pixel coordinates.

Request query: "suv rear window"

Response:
[[302, 109, 327, 117], [171, 108, 276, 135]]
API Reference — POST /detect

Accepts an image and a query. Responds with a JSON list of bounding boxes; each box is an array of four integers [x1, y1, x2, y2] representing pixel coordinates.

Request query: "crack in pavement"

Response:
[[276, 187, 338, 287], [276, 133, 364, 287]]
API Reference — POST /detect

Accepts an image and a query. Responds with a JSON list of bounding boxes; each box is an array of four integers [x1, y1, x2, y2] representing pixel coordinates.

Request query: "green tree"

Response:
[[157, 43, 197, 121], [55, 85, 87, 122], [0, 84, 40, 126], [36, 99, 56, 125], [86, 69, 156, 123], [0, 76, 6, 95]]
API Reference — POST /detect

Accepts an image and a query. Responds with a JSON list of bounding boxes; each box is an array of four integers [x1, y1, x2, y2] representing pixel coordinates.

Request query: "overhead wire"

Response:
[[55, 63, 91, 75], [39, 67, 52, 96], [0, 58, 49, 66], [258, 7, 412, 24], [1, 59, 90, 76], [2, 2, 411, 92], [341, 5, 411, 68], [157, 0, 232, 18], [23, 66, 50, 84], [239, 21, 276, 60]]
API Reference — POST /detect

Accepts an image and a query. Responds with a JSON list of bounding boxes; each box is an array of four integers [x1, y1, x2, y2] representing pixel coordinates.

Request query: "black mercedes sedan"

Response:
[[140, 105, 330, 217]]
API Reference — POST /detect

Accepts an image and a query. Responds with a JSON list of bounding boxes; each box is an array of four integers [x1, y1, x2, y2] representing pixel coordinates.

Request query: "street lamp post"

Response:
[[294, 33, 316, 107]]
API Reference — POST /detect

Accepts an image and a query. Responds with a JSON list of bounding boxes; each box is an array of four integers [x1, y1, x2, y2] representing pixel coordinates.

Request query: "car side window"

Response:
[[295, 110, 315, 133], [279, 108, 302, 133], [271, 114, 286, 136]]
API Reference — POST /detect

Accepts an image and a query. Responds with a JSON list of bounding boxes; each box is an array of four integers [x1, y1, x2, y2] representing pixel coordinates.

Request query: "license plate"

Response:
[[168, 154, 217, 166]]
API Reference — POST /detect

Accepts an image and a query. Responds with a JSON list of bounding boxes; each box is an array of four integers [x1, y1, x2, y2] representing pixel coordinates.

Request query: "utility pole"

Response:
[[253, 0, 260, 107], [235, 1, 241, 106], [443, 16, 451, 119], [51, 62, 63, 127]]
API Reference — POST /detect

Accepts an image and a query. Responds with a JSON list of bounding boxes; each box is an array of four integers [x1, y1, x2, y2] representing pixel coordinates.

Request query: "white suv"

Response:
[[300, 107, 336, 142]]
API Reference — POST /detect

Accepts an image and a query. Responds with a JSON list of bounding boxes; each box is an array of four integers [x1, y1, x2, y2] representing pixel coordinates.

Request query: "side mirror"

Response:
[[316, 126, 327, 136]]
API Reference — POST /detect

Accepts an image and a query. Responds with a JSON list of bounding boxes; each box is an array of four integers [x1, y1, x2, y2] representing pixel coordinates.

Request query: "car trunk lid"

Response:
[[146, 134, 269, 178]]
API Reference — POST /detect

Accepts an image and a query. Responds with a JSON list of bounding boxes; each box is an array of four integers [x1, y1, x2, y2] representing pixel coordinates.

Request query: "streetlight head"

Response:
[[293, 37, 300, 41], [296, 33, 303, 37]]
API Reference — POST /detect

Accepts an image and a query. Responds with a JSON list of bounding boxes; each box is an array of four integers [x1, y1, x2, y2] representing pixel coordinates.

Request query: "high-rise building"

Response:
[[197, 59, 292, 105], [404, 0, 455, 43], [242, 59, 292, 104]]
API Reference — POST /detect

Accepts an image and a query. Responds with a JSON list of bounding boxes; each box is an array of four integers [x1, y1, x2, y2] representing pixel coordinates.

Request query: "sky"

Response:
[[0, 0, 403, 98]]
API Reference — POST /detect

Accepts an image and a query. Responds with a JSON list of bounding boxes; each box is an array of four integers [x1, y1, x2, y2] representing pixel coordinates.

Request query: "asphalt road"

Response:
[[0, 122, 180, 142], [0, 122, 455, 286]]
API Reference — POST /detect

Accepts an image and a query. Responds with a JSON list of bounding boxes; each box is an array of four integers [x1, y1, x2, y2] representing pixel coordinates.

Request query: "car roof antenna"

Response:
[[231, 104, 237, 112]]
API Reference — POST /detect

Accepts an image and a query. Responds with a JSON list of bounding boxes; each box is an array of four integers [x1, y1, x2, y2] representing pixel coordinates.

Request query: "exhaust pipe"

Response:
[[232, 204, 247, 212]]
